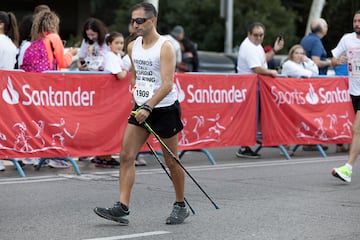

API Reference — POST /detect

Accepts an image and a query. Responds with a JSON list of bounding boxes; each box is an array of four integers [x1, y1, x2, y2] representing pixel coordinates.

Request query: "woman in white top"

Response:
[[0, 11, 19, 70], [77, 18, 109, 71], [281, 44, 319, 77], [0, 11, 19, 171]]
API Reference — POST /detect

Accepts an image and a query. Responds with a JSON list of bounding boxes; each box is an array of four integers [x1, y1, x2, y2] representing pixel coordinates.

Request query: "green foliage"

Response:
[[87, 0, 358, 54], [232, 0, 297, 54]]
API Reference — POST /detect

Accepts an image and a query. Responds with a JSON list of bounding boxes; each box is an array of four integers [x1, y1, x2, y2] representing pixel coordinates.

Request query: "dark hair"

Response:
[[82, 18, 108, 46], [19, 15, 33, 42], [248, 22, 265, 34], [130, 2, 158, 18], [0, 11, 19, 47], [106, 31, 124, 45]]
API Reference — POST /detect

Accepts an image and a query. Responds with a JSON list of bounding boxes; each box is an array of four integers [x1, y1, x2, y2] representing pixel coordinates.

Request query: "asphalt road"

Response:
[[1, 145, 359, 240]]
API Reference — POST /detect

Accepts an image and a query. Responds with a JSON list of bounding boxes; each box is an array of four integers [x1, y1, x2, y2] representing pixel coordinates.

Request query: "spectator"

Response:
[[17, 4, 51, 69], [103, 32, 127, 79], [236, 22, 284, 158], [76, 17, 116, 166], [331, 10, 360, 183], [95, 31, 125, 169], [300, 18, 331, 152], [300, 18, 332, 75], [0, 11, 19, 70], [94, 2, 189, 225], [160, 25, 182, 71], [0, 10, 19, 171], [171, 25, 198, 72], [281, 44, 319, 77], [22, 10, 77, 72], [77, 18, 108, 71], [21, 10, 77, 168], [16, 15, 33, 69]]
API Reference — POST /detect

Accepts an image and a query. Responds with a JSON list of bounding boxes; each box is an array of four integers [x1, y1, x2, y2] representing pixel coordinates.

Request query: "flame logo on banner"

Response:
[[305, 83, 319, 105], [2, 77, 19, 105], [175, 78, 185, 102]]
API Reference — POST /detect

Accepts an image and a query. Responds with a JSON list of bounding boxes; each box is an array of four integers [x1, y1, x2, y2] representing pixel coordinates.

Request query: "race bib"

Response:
[[348, 48, 360, 77], [349, 59, 360, 77], [133, 80, 155, 105]]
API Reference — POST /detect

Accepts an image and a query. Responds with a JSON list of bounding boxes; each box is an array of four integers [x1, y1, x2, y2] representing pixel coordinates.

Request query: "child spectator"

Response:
[[89, 32, 128, 168]]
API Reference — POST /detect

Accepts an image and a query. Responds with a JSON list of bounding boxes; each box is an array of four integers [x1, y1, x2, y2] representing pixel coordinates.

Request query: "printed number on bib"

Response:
[[134, 81, 154, 105]]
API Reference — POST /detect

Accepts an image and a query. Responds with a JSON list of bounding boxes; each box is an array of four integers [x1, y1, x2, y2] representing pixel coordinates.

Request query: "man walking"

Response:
[[93, 2, 189, 224]]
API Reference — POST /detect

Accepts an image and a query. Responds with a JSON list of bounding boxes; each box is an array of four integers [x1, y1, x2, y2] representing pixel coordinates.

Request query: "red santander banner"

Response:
[[173, 73, 258, 149], [0, 71, 257, 158], [0, 70, 132, 158], [259, 75, 355, 146]]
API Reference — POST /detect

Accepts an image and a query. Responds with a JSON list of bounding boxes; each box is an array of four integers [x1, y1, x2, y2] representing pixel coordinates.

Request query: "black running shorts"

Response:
[[128, 101, 184, 138]]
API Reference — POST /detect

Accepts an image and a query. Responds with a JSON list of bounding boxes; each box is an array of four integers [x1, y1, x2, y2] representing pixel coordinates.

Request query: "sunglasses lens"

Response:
[[132, 18, 147, 24]]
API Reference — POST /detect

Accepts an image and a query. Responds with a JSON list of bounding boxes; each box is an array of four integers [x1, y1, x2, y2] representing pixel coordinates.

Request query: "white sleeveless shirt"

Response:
[[132, 36, 178, 107]]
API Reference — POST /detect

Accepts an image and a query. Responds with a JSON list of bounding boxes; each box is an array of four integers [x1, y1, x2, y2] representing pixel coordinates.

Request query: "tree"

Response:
[[88, 0, 358, 54]]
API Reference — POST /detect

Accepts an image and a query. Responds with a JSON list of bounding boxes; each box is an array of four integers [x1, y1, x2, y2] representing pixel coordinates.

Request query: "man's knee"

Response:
[[120, 151, 136, 164]]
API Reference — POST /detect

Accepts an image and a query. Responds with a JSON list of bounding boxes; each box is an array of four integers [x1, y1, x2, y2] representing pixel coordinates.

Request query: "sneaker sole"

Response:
[[93, 208, 129, 225], [332, 169, 351, 183], [235, 153, 261, 159]]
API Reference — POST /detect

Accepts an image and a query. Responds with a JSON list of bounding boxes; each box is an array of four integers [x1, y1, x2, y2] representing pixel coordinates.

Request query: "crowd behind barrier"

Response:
[[0, 70, 354, 177]]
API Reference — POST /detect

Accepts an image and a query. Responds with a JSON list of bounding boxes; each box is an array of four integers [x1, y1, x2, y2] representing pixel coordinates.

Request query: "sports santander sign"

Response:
[[259, 75, 355, 146]]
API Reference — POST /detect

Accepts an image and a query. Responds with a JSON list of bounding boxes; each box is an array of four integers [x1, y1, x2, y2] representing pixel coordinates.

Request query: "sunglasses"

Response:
[[131, 18, 151, 25]]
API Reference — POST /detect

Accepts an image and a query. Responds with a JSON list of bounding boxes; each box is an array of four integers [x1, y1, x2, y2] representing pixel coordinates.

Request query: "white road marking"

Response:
[[82, 231, 170, 240]]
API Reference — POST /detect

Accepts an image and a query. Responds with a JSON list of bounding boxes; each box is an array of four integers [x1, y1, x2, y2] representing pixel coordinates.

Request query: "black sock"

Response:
[[174, 201, 185, 207], [120, 203, 129, 211]]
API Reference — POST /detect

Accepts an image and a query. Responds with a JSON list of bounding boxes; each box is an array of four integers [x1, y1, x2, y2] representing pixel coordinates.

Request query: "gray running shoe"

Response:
[[93, 202, 129, 225], [166, 204, 190, 224]]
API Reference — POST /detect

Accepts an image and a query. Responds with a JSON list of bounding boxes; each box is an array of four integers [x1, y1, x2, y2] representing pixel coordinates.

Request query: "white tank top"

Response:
[[132, 36, 177, 107]]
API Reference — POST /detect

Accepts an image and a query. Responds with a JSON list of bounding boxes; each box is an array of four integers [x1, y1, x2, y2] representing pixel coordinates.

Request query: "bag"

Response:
[[21, 39, 56, 72]]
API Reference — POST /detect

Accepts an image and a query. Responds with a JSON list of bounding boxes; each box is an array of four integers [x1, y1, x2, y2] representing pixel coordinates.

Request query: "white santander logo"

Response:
[[2, 77, 19, 105], [305, 83, 319, 105]]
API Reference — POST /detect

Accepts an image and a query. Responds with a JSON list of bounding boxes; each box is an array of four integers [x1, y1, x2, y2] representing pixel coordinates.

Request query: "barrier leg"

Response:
[[36, 157, 81, 175], [9, 159, 26, 177], [316, 144, 327, 158], [278, 145, 291, 160], [179, 149, 216, 165], [64, 157, 81, 175]]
